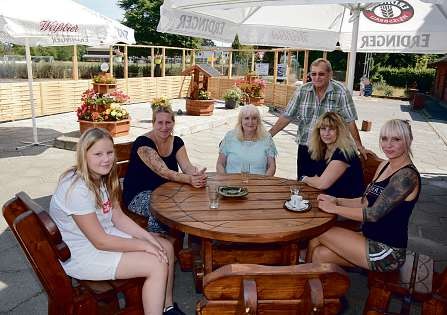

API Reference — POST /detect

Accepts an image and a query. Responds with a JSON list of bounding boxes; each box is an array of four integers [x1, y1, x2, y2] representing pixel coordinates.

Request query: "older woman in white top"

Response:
[[216, 105, 277, 176]]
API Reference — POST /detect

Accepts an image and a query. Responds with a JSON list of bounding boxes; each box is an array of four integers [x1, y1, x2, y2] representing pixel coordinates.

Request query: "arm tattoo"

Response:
[[363, 167, 418, 222], [137, 147, 181, 181]]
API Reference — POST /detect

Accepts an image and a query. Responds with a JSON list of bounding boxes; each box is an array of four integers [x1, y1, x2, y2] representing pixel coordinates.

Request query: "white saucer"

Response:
[[284, 200, 311, 212]]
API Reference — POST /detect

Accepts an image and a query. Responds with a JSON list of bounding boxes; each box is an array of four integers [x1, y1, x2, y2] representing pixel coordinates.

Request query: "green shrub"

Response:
[[372, 67, 435, 92], [383, 85, 393, 97]]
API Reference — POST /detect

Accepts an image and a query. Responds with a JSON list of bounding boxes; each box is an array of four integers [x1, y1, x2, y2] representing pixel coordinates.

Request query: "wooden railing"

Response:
[[0, 76, 191, 122]]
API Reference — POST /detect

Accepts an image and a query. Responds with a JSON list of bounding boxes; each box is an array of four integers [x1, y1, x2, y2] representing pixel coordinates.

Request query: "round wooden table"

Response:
[[151, 173, 336, 286]]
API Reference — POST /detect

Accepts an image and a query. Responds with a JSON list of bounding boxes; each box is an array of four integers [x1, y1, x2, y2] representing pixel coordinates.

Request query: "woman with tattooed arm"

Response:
[[123, 103, 207, 233], [307, 119, 420, 272]]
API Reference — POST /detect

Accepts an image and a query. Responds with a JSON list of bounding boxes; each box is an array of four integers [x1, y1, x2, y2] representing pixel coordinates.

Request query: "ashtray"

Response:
[[218, 185, 248, 198], [284, 200, 311, 212]]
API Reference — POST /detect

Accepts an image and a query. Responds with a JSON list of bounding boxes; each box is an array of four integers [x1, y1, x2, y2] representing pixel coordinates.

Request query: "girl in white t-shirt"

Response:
[[49, 128, 185, 315]]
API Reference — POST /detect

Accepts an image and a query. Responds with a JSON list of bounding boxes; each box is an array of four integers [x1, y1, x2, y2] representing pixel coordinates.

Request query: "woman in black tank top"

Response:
[[306, 119, 421, 272]]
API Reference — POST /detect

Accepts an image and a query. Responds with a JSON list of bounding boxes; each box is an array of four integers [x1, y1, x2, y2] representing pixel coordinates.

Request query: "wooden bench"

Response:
[[364, 268, 447, 315], [2, 192, 144, 315], [196, 263, 350, 314]]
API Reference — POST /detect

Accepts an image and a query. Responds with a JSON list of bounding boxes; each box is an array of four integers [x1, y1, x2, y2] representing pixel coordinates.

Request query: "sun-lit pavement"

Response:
[[1, 96, 446, 314]]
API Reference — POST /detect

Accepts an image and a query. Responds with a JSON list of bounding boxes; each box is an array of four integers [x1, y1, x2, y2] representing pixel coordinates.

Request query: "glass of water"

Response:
[[241, 161, 250, 185], [207, 183, 219, 209]]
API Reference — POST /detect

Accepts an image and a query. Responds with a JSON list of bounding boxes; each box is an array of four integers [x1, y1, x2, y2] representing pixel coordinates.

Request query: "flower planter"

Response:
[[249, 97, 264, 106], [186, 99, 215, 116], [79, 119, 130, 137], [224, 99, 238, 109], [92, 83, 117, 94]]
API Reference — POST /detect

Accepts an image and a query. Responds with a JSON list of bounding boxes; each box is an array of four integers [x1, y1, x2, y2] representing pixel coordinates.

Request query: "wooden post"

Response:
[[286, 49, 292, 85], [124, 45, 128, 93], [228, 50, 233, 78], [182, 49, 186, 71], [345, 52, 350, 84], [72, 45, 79, 80], [192, 49, 196, 65], [273, 50, 278, 83], [323, 51, 328, 60], [124, 46, 128, 80], [151, 47, 154, 77], [303, 50, 309, 83], [162, 47, 166, 77], [109, 47, 114, 76], [251, 51, 255, 72]]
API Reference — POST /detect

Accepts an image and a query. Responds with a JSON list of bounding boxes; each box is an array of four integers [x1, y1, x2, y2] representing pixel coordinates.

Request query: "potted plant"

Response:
[[76, 88, 130, 137], [92, 74, 117, 94], [185, 83, 215, 116], [236, 74, 266, 106], [222, 86, 242, 109]]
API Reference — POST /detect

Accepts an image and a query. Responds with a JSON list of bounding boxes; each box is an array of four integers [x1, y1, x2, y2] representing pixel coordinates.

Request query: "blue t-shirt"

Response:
[[314, 148, 364, 198], [123, 135, 184, 206], [219, 130, 277, 175]]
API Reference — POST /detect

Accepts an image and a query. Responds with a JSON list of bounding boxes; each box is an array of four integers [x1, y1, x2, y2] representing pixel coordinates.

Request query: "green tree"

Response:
[[119, 0, 209, 48]]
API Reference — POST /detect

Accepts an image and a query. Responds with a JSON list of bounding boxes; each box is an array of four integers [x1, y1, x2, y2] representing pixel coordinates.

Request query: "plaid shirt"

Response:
[[284, 80, 358, 145]]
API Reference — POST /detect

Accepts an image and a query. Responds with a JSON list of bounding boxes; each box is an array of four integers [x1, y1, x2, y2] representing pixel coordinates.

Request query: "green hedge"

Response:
[[372, 67, 435, 92]]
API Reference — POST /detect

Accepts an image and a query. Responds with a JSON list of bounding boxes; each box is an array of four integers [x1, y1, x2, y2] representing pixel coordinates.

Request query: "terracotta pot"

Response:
[[186, 99, 215, 116], [92, 83, 116, 94], [79, 119, 130, 137], [249, 97, 264, 106]]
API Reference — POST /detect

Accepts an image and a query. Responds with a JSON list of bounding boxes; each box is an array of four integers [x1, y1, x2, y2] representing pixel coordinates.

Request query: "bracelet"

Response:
[[299, 175, 307, 182]]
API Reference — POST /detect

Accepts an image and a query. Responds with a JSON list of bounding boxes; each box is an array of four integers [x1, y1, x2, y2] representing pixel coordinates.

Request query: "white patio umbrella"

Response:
[[0, 0, 135, 149], [157, 0, 447, 91]]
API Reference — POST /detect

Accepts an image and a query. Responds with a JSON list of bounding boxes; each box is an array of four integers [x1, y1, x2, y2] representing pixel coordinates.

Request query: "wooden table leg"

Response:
[[281, 242, 299, 265], [202, 239, 213, 274]]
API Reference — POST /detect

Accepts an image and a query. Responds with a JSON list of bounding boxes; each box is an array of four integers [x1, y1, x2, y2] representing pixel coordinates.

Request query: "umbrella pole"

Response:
[[16, 42, 53, 150], [346, 6, 360, 94]]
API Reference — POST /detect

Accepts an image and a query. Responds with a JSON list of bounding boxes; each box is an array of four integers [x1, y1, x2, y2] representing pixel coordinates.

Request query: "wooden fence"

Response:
[[0, 76, 191, 122], [208, 77, 298, 108]]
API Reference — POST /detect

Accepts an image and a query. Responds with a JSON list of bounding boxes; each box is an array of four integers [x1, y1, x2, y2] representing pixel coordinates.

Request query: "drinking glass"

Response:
[[241, 161, 250, 185], [290, 185, 300, 196], [207, 183, 219, 209]]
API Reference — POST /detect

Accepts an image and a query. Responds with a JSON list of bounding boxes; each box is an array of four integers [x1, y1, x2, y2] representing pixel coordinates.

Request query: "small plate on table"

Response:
[[218, 186, 248, 198], [283, 200, 311, 212]]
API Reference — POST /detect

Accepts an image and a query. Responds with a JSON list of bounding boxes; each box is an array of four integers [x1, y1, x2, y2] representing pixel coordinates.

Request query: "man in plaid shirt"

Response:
[[269, 58, 367, 179]]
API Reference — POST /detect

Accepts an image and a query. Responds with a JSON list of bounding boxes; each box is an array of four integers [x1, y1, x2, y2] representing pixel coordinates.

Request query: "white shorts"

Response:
[[62, 228, 131, 280]]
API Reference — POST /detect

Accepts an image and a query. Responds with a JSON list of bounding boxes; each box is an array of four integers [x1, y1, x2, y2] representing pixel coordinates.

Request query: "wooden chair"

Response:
[[2, 192, 144, 315], [114, 142, 185, 258], [196, 263, 350, 315], [336, 151, 384, 232], [360, 151, 384, 188], [364, 268, 447, 315], [114, 142, 147, 228]]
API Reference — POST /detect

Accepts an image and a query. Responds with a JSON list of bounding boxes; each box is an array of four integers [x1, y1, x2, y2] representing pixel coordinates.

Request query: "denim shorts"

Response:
[[127, 190, 168, 234], [366, 238, 406, 272]]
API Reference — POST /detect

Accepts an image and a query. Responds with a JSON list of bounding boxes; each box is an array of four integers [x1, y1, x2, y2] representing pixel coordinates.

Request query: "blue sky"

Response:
[[74, 0, 124, 21]]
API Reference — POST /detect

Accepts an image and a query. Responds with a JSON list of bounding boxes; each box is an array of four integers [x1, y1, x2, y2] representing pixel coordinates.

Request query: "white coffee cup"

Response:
[[290, 194, 303, 208]]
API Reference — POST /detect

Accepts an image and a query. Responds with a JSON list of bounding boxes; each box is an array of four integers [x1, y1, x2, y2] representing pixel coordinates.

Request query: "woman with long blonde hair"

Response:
[[216, 104, 277, 175], [307, 119, 421, 273], [302, 112, 364, 198], [49, 128, 185, 315]]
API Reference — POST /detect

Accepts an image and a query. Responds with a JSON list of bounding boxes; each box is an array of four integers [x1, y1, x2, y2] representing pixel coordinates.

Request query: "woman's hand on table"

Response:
[[317, 194, 337, 203], [190, 167, 207, 188], [317, 194, 338, 214]]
